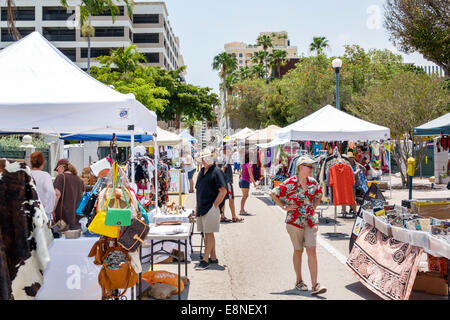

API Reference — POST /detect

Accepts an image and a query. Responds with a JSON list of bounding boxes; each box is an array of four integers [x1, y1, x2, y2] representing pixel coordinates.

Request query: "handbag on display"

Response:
[[105, 170, 132, 227], [76, 192, 92, 216], [118, 218, 150, 252], [83, 193, 99, 217], [98, 246, 139, 299]]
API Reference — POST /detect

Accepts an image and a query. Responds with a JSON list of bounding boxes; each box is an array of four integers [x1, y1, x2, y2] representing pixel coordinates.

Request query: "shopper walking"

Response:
[[232, 148, 241, 174], [195, 148, 228, 270], [239, 150, 257, 216], [270, 156, 327, 295], [218, 145, 244, 223], [181, 149, 196, 193], [30, 152, 56, 222], [53, 159, 84, 231]]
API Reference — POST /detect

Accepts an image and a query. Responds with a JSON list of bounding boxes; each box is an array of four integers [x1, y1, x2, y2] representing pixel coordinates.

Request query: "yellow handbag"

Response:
[[88, 163, 120, 238]]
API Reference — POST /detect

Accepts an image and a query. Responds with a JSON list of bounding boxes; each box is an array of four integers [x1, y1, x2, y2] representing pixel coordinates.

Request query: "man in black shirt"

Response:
[[195, 148, 227, 270]]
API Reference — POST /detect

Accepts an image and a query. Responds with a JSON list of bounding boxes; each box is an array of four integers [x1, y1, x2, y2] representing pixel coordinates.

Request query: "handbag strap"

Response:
[[104, 163, 119, 210], [58, 173, 66, 220]]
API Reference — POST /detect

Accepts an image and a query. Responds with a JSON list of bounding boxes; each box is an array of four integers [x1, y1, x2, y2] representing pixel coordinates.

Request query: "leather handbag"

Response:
[[83, 193, 98, 217], [76, 192, 92, 216], [118, 218, 150, 252], [88, 237, 111, 266], [98, 246, 139, 299]]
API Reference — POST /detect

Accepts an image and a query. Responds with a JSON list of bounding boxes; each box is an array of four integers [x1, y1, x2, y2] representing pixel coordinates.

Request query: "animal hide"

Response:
[[0, 159, 53, 300], [346, 224, 423, 300]]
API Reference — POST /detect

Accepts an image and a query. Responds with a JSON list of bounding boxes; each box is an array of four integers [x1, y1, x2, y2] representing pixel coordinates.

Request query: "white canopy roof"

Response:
[[247, 125, 281, 143], [0, 31, 157, 135], [230, 128, 255, 141], [99, 127, 183, 147], [277, 105, 390, 141]]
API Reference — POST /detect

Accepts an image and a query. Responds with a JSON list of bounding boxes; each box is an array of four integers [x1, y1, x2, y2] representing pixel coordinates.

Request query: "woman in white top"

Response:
[[181, 150, 196, 193], [30, 152, 56, 222]]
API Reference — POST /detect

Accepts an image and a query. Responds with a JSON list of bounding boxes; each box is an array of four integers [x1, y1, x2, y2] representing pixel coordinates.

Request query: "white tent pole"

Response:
[[131, 130, 135, 185], [154, 134, 159, 210], [389, 140, 392, 200]]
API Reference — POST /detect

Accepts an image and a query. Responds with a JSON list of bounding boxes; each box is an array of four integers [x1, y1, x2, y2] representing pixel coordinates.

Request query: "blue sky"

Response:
[[162, 0, 433, 93]]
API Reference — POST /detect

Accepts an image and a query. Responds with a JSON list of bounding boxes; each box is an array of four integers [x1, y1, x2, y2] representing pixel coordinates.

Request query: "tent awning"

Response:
[[230, 128, 255, 141], [277, 105, 390, 141], [413, 113, 450, 136], [246, 125, 281, 143], [60, 133, 153, 143], [0, 32, 157, 134]]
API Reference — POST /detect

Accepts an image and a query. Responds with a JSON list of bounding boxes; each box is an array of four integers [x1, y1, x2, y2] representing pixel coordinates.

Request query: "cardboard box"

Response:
[[413, 272, 448, 296], [411, 201, 450, 220]]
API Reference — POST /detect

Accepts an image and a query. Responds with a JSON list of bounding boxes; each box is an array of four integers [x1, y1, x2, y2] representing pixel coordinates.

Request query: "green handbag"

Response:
[[105, 167, 132, 227]]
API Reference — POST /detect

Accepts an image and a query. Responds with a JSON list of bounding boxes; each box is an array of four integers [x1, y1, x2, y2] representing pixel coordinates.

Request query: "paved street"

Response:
[[157, 174, 448, 300]]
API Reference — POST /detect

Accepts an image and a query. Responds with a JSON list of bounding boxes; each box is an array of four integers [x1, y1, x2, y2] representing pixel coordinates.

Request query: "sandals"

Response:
[[311, 283, 327, 295], [295, 281, 308, 291], [232, 217, 244, 223], [239, 211, 251, 216], [221, 217, 232, 223]]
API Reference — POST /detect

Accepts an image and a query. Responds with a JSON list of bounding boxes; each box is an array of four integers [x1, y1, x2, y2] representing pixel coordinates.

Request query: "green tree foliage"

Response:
[[91, 47, 219, 129], [384, 0, 449, 76]]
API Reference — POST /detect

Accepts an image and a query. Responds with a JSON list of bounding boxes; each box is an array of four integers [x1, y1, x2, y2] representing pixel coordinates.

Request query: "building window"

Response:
[[133, 14, 159, 24], [143, 53, 159, 63], [239, 60, 243, 64], [239, 53, 243, 58], [43, 27, 75, 41], [42, 7, 73, 21], [58, 48, 76, 62], [1, 27, 34, 41], [92, 6, 124, 16], [81, 47, 114, 58], [83, 27, 124, 38], [129, 29, 132, 41], [133, 33, 159, 44], [1, 7, 35, 21]]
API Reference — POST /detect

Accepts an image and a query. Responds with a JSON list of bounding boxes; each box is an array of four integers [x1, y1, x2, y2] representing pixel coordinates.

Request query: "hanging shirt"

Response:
[[329, 163, 356, 206], [270, 176, 323, 229]]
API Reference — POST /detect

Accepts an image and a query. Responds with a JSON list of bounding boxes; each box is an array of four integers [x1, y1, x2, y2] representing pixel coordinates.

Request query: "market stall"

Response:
[[273, 105, 391, 235]]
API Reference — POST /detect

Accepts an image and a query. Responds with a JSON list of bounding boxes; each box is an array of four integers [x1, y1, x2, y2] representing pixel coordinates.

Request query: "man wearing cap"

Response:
[[195, 148, 228, 270], [270, 156, 327, 295]]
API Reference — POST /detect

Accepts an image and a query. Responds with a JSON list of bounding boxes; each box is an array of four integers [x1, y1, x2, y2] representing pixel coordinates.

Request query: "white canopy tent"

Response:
[[229, 128, 255, 141], [0, 31, 159, 201], [98, 127, 182, 147], [246, 125, 281, 143], [276, 105, 390, 141]]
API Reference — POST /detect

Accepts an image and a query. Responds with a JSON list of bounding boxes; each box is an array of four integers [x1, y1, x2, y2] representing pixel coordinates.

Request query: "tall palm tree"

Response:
[[212, 52, 238, 132], [309, 36, 330, 55], [237, 66, 253, 81], [97, 45, 147, 78], [61, 0, 133, 75], [251, 51, 268, 66], [256, 35, 274, 82], [269, 49, 288, 79], [251, 64, 265, 79]]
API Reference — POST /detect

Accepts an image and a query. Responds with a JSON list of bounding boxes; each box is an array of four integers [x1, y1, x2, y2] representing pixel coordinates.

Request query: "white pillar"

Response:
[[154, 134, 159, 210]]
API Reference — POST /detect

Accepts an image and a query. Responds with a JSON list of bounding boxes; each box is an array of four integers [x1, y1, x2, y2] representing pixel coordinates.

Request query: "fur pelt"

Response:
[[0, 159, 53, 300]]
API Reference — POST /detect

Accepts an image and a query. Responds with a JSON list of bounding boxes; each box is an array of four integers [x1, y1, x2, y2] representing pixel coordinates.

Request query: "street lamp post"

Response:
[[332, 58, 343, 110]]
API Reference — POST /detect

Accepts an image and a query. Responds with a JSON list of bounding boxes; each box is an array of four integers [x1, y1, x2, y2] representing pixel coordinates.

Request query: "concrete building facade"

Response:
[[0, 0, 184, 75]]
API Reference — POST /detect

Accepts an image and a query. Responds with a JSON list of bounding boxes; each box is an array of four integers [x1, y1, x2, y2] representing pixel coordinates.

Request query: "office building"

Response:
[[0, 0, 185, 76]]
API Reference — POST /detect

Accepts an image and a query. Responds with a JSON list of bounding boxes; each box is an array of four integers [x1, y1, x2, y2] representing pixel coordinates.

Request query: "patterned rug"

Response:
[[347, 224, 423, 300]]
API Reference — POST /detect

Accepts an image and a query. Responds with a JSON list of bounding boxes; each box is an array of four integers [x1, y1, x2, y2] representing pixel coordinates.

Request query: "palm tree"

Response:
[[237, 66, 253, 81], [256, 35, 274, 82], [4, 0, 20, 40], [269, 49, 288, 79], [251, 51, 268, 65], [212, 52, 238, 132], [97, 45, 147, 78], [61, 0, 133, 75], [251, 64, 265, 79], [309, 36, 330, 55]]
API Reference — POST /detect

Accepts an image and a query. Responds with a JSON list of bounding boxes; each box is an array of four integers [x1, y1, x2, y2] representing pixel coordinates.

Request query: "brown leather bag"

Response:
[[88, 237, 110, 266], [118, 218, 150, 252], [98, 246, 139, 299]]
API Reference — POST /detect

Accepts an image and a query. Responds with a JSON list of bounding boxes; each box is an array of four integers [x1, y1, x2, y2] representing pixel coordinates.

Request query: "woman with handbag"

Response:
[[30, 152, 56, 222], [53, 159, 84, 231]]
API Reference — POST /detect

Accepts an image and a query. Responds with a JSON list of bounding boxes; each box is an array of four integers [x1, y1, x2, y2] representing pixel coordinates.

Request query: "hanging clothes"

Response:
[[0, 160, 53, 300], [329, 162, 356, 206]]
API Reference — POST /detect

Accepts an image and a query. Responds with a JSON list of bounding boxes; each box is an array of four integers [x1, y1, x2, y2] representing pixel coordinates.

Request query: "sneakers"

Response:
[[295, 280, 308, 291], [311, 283, 327, 295], [209, 258, 219, 264], [195, 260, 209, 270]]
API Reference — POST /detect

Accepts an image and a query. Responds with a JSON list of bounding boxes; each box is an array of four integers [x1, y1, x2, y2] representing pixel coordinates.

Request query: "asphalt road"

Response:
[[155, 174, 448, 300]]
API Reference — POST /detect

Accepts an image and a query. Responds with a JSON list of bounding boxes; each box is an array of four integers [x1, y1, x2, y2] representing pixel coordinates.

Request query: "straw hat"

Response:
[[346, 151, 355, 159], [195, 148, 214, 162], [296, 156, 316, 168]]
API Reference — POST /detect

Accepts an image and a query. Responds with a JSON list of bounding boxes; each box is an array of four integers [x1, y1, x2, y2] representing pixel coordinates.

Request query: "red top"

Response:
[[329, 163, 355, 206]]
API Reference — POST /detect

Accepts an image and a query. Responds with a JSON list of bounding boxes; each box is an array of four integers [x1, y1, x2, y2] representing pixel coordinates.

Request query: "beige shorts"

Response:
[[286, 224, 318, 251], [197, 206, 221, 234]]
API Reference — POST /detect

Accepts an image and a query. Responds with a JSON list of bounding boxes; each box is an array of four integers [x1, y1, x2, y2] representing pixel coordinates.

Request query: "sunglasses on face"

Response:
[[302, 165, 314, 169]]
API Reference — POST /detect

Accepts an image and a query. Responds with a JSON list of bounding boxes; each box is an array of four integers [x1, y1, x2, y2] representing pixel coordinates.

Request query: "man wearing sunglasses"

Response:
[[270, 156, 327, 296]]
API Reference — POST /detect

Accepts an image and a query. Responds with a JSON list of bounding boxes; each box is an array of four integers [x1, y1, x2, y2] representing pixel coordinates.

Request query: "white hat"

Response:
[[195, 147, 214, 162], [296, 156, 316, 167]]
